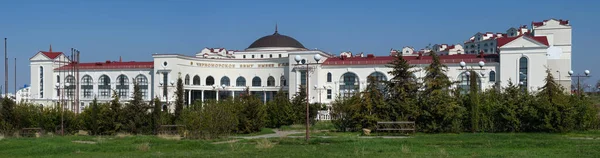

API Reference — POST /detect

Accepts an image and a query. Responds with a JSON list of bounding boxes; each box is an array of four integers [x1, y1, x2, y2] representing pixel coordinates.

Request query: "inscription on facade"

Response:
[[188, 62, 289, 68]]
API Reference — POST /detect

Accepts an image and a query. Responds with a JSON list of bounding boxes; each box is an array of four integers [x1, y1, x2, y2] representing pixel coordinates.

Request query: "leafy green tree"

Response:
[[173, 76, 184, 124], [331, 95, 360, 132], [386, 53, 420, 121], [265, 89, 294, 128], [0, 97, 16, 135]]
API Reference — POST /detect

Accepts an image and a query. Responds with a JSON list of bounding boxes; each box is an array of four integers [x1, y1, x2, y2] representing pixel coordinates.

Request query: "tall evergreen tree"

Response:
[[536, 68, 573, 132], [418, 52, 464, 133], [124, 81, 150, 134], [236, 87, 266, 133], [386, 53, 420, 121], [151, 97, 161, 135], [173, 76, 184, 124], [291, 86, 308, 124], [468, 70, 480, 132], [265, 89, 294, 128], [90, 97, 99, 135], [353, 76, 386, 129], [109, 90, 123, 134]]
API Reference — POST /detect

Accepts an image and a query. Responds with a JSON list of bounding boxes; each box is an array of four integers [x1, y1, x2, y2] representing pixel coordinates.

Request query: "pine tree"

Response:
[[354, 76, 386, 129], [110, 90, 123, 134], [419, 52, 463, 133], [386, 53, 420, 121], [468, 70, 480, 132], [291, 86, 308, 124], [124, 81, 149, 134], [173, 76, 184, 124], [151, 97, 161, 135], [536, 68, 573, 132], [236, 87, 266, 133], [266, 89, 294, 128], [90, 97, 99, 135]]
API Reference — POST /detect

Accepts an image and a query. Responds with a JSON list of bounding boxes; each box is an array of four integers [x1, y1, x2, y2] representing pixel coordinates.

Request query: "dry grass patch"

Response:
[[116, 133, 132, 138], [157, 134, 181, 140], [401, 144, 410, 153], [137, 142, 150, 152], [255, 139, 275, 149], [72, 141, 97, 144]]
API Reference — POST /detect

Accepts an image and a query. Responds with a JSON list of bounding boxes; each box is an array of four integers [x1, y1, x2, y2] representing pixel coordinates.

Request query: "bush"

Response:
[[182, 99, 238, 139], [265, 90, 294, 128]]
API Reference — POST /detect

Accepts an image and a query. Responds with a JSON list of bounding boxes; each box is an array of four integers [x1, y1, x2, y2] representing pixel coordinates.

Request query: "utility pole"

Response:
[[14, 58, 16, 95], [4, 38, 8, 98]]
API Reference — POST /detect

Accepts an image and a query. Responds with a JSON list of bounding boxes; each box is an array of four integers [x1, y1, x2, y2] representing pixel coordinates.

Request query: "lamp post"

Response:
[[293, 54, 322, 142], [55, 82, 67, 136], [567, 70, 591, 96], [459, 60, 486, 92]]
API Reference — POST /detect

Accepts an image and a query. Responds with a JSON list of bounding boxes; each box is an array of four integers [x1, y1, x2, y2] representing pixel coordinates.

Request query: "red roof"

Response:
[[532, 19, 569, 27], [322, 54, 498, 66], [41, 51, 63, 59], [55, 61, 154, 70], [497, 35, 549, 47]]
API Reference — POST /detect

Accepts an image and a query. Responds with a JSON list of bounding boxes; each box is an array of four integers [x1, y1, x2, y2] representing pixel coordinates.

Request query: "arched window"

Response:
[[236, 77, 246, 87], [98, 75, 111, 98], [39, 66, 44, 98], [267, 76, 275, 86], [184, 74, 190, 85], [339, 72, 359, 98], [65, 75, 75, 98], [327, 72, 332, 82], [193, 75, 200, 85], [81, 75, 93, 98], [519, 57, 528, 88], [489, 71, 496, 82], [116, 75, 129, 98], [206, 76, 215, 86], [135, 75, 148, 99], [368, 72, 387, 91], [457, 71, 481, 94], [252, 77, 262, 87], [220, 76, 230, 86], [280, 76, 287, 86], [368, 72, 387, 82]]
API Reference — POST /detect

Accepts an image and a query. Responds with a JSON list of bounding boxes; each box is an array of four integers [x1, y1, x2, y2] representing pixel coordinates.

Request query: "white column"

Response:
[[187, 90, 191, 105], [263, 91, 266, 104], [201, 90, 204, 101], [216, 89, 219, 101], [231, 90, 235, 99]]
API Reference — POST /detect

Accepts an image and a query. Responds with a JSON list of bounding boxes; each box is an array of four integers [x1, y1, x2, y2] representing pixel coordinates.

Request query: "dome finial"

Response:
[[274, 23, 278, 34], [49, 44, 52, 52]]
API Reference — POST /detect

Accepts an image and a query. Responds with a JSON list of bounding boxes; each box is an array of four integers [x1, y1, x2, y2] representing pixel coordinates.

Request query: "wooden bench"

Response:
[[158, 125, 185, 135], [376, 121, 416, 134], [21, 128, 43, 137]]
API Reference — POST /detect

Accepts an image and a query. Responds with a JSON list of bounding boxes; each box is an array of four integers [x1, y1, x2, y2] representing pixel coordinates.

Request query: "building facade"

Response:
[[26, 19, 573, 115]]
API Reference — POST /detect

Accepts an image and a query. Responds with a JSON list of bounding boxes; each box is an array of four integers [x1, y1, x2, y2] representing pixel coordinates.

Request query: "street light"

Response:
[[568, 69, 591, 95], [293, 54, 322, 142], [459, 60, 486, 92], [54, 83, 66, 136]]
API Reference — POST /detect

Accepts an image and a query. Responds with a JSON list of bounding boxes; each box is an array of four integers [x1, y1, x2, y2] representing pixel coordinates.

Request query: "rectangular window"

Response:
[[300, 71, 307, 86], [327, 89, 332, 99], [163, 72, 168, 97]]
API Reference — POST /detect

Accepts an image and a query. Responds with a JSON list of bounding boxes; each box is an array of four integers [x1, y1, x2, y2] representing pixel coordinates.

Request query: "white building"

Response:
[[15, 85, 31, 104], [27, 19, 573, 115]]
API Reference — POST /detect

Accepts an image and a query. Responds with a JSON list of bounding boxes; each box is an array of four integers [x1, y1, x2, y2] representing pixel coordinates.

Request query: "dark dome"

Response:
[[247, 31, 306, 49]]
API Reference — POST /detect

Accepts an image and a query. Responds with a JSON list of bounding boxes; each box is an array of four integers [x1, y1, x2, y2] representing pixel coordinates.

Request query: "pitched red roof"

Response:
[[55, 61, 154, 70], [41, 51, 62, 59], [322, 54, 498, 66], [497, 35, 549, 47], [532, 19, 569, 27]]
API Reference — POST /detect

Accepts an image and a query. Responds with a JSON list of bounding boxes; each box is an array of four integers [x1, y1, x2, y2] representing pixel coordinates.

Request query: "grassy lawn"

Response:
[[1, 131, 599, 157]]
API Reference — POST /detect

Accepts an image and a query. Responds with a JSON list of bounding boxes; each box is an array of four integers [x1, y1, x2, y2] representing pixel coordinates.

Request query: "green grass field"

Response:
[[1, 130, 599, 158]]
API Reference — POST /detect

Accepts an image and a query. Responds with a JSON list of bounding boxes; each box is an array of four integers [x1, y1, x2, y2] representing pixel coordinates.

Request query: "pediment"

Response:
[[29, 52, 50, 61], [499, 36, 548, 48]]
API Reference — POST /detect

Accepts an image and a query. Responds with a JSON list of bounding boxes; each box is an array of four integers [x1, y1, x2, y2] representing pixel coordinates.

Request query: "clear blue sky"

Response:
[[0, 0, 598, 93]]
